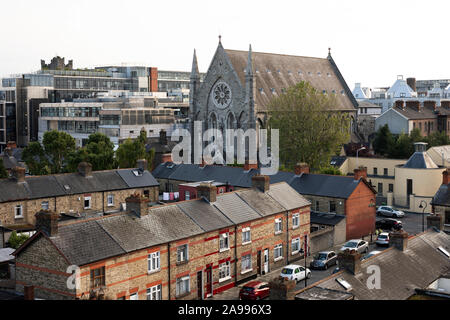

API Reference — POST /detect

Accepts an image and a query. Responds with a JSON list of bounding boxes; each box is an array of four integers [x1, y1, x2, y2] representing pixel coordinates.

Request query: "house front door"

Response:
[[263, 249, 269, 274]]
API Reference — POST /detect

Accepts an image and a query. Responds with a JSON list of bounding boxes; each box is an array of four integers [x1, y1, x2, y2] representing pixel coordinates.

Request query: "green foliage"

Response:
[[268, 81, 350, 170], [116, 130, 147, 169], [373, 124, 395, 156], [8, 231, 29, 249], [318, 166, 342, 175], [22, 142, 51, 176], [42, 131, 76, 174], [67, 133, 117, 172], [0, 158, 7, 179]]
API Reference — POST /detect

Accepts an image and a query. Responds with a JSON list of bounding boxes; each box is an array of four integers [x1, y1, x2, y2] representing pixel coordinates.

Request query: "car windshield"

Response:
[[344, 242, 357, 248], [378, 235, 387, 239], [317, 253, 328, 260], [281, 268, 293, 274], [242, 287, 255, 292]]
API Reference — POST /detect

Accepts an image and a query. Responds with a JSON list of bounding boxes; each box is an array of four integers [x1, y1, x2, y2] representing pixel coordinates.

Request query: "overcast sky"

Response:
[[1, 0, 449, 89]]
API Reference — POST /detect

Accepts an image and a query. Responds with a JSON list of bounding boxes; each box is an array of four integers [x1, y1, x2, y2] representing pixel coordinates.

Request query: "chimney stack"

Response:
[[159, 130, 167, 145], [354, 166, 367, 181], [406, 77, 416, 92], [294, 163, 310, 175], [35, 210, 60, 237], [244, 160, 258, 171], [11, 166, 26, 183], [197, 183, 217, 203], [427, 214, 445, 231], [126, 193, 150, 218], [252, 175, 270, 193], [395, 100, 405, 110], [389, 230, 409, 251], [137, 159, 148, 171], [424, 100, 437, 111], [24, 285, 35, 300], [443, 169, 450, 185], [78, 162, 92, 178], [337, 249, 361, 275], [161, 153, 173, 164]]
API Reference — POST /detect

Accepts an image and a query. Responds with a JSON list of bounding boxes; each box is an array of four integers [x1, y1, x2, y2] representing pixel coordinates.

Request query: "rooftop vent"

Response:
[[438, 246, 450, 258], [132, 169, 143, 177], [336, 277, 352, 291]]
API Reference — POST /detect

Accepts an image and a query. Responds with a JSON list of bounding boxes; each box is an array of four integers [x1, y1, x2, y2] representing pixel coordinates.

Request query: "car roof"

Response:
[[244, 281, 266, 288], [369, 251, 382, 254], [284, 264, 302, 269], [346, 239, 362, 243], [318, 251, 335, 254], [379, 232, 389, 236]]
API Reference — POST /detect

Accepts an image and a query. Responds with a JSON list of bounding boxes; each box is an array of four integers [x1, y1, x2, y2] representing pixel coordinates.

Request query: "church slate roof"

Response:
[[225, 49, 358, 112], [402, 152, 439, 169], [431, 184, 450, 207]]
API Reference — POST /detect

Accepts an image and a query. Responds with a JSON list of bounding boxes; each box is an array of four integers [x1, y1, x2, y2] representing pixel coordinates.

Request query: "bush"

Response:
[[8, 231, 29, 249]]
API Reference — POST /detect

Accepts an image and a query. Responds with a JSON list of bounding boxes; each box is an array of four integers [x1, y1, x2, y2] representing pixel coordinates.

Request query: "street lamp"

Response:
[[356, 147, 366, 168], [419, 200, 428, 232]]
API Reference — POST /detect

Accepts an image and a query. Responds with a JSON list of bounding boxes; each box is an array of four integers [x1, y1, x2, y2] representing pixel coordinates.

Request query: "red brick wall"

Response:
[[345, 181, 376, 240], [149, 68, 158, 92]]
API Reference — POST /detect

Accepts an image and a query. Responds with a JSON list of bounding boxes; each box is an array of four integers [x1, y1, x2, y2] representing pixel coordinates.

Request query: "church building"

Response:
[[188, 38, 359, 162]]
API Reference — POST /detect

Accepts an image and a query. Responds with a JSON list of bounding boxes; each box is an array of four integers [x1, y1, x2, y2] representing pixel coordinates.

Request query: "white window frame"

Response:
[[219, 261, 231, 282], [176, 276, 190, 296], [41, 201, 49, 210], [242, 227, 251, 245], [292, 213, 300, 229], [241, 254, 252, 274], [147, 284, 162, 300], [219, 233, 230, 252], [14, 205, 23, 219], [148, 251, 160, 273], [274, 244, 283, 261], [84, 196, 92, 210], [129, 292, 138, 300], [177, 244, 189, 263], [291, 238, 301, 255], [275, 218, 283, 234], [107, 194, 114, 207]]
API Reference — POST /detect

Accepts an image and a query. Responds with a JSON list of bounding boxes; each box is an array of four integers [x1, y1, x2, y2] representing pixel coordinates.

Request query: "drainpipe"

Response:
[[286, 210, 289, 265], [167, 243, 171, 300], [234, 225, 238, 286]]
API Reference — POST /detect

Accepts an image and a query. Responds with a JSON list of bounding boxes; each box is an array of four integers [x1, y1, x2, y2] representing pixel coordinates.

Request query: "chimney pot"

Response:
[[252, 175, 270, 193], [78, 162, 92, 177], [244, 160, 258, 171], [294, 163, 310, 175], [443, 169, 450, 185], [159, 130, 167, 145], [197, 183, 217, 203], [35, 210, 60, 237], [126, 193, 150, 218], [161, 153, 173, 164]]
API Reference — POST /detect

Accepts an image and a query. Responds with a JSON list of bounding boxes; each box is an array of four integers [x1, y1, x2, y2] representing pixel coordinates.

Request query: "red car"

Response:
[[239, 281, 270, 300]]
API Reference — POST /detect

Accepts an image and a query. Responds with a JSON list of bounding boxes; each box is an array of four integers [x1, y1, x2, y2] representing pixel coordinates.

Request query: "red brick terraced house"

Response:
[[13, 176, 311, 300]]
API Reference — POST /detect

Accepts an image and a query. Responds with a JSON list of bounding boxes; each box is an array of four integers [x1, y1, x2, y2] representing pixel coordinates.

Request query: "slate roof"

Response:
[[312, 230, 450, 300], [177, 201, 234, 232], [0, 248, 15, 263], [432, 184, 450, 207], [295, 286, 354, 300], [213, 193, 262, 224], [267, 183, 311, 210], [394, 105, 450, 120], [236, 188, 286, 217], [310, 212, 346, 226], [289, 174, 362, 199], [225, 49, 357, 112], [0, 169, 159, 203], [403, 152, 439, 169]]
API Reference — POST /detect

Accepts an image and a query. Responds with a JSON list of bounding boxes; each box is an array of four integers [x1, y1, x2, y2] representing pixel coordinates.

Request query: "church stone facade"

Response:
[[188, 40, 359, 161]]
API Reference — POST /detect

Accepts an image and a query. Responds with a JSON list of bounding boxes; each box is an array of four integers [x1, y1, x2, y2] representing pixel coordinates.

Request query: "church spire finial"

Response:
[[219, 35, 222, 44], [246, 44, 253, 76], [328, 47, 331, 57], [191, 49, 199, 78]]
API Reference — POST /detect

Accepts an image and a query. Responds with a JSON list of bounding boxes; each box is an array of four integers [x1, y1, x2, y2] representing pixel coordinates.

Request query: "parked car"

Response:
[[375, 232, 390, 247], [310, 251, 338, 270], [376, 218, 403, 231], [280, 265, 311, 282], [361, 250, 382, 261], [239, 281, 270, 300], [376, 206, 405, 218], [339, 239, 369, 254]]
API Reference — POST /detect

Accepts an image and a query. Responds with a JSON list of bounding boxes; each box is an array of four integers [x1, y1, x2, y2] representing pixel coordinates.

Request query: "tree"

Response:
[[67, 133, 117, 172], [22, 142, 51, 176], [8, 231, 29, 249], [389, 132, 414, 159], [373, 124, 395, 156], [42, 131, 76, 174], [426, 130, 450, 147], [318, 166, 342, 175], [0, 158, 7, 179], [116, 135, 146, 169], [268, 81, 350, 171]]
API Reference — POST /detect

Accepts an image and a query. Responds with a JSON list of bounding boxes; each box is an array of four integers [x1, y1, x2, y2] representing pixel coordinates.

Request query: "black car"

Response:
[[375, 218, 402, 231]]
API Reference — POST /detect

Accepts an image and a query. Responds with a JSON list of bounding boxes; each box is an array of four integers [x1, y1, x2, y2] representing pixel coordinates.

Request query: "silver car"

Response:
[[310, 251, 338, 270], [375, 232, 390, 246], [339, 239, 369, 254], [376, 206, 405, 218]]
